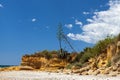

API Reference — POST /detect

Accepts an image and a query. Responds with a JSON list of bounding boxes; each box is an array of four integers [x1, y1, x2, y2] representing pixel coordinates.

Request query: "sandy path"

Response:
[[0, 71, 120, 80]]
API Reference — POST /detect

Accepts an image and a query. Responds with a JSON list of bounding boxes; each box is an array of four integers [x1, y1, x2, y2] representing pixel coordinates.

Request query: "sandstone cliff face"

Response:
[[84, 41, 120, 71], [107, 41, 120, 65], [21, 57, 47, 69], [71, 41, 120, 76], [21, 56, 67, 70], [96, 41, 120, 68]]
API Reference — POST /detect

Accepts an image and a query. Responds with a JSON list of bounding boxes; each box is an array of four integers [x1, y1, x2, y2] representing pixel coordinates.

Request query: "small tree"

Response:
[[57, 23, 64, 54]]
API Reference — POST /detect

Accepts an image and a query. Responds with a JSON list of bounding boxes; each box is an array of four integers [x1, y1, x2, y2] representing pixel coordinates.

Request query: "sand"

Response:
[[0, 71, 120, 80]]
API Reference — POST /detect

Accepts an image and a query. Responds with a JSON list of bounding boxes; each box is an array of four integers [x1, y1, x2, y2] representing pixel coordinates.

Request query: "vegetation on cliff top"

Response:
[[23, 33, 120, 69]]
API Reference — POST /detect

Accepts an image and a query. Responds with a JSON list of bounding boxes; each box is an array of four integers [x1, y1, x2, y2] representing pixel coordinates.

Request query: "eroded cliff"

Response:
[[21, 55, 68, 71], [20, 35, 120, 76]]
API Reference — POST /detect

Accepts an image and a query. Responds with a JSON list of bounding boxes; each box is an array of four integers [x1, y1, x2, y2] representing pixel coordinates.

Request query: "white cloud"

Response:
[[32, 18, 36, 22], [83, 12, 90, 15], [68, 0, 120, 44], [86, 19, 94, 23], [75, 19, 83, 26], [65, 24, 73, 29], [0, 4, 3, 8]]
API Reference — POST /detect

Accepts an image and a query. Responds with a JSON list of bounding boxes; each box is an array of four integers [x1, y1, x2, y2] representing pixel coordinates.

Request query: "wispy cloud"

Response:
[[65, 24, 73, 29], [32, 18, 37, 22], [0, 4, 3, 8], [86, 19, 94, 23], [75, 19, 82, 26], [68, 0, 120, 44], [83, 12, 90, 15]]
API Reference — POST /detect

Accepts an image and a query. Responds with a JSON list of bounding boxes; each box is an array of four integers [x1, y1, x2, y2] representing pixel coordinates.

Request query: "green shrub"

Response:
[[80, 52, 92, 63], [66, 62, 82, 69], [74, 62, 83, 68], [93, 36, 114, 55], [107, 60, 111, 67], [66, 64, 73, 69], [74, 53, 83, 62], [57, 50, 69, 59], [79, 36, 114, 64]]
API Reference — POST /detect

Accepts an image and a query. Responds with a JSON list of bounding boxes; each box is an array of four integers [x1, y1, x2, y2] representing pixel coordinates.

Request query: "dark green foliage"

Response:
[[107, 60, 111, 67], [74, 54, 82, 62], [41, 50, 52, 59], [78, 36, 114, 64], [23, 54, 30, 57], [80, 52, 92, 63], [113, 33, 120, 45], [73, 52, 83, 62], [116, 33, 120, 41], [92, 36, 114, 55], [24, 50, 58, 59], [23, 50, 71, 60], [57, 49, 69, 59], [79, 48, 93, 63], [66, 55, 72, 62], [74, 62, 83, 68], [66, 62, 82, 69], [49, 50, 58, 58], [66, 64, 73, 69]]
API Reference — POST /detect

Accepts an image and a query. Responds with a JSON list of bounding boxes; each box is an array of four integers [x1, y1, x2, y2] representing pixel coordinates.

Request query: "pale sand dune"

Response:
[[0, 71, 120, 80]]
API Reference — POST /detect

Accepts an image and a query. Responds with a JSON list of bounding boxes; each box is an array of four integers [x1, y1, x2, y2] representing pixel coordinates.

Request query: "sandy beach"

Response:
[[0, 71, 120, 80]]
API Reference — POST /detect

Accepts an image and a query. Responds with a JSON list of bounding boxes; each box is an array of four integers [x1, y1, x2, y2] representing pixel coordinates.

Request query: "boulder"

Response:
[[104, 68, 110, 74], [87, 70, 94, 75], [112, 66, 118, 71], [63, 69, 72, 74], [81, 71, 88, 75], [109, 71, 118, 77], [72, 69, 82, 74], [93, 70, 100, 75], [71, 66, 80, 70]]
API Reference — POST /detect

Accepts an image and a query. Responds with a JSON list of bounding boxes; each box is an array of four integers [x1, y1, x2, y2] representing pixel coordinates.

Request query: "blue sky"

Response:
[[0, 0, 120, 65]]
